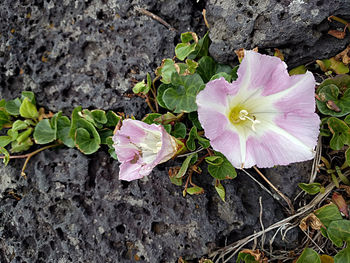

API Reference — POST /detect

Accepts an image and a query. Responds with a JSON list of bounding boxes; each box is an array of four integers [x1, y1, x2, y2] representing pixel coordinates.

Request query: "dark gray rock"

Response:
[[0, 0, 317, 262], [206, 0, 350, 67]]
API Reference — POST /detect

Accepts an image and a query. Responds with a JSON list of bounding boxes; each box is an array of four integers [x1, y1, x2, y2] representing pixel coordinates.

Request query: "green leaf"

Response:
[[316, 75, 350, 117], [185, 59, 198, 74], [75, 127, 100, 155], [188, 112, 202, 130], [188, 32, 210, 60], [5, 98, 22, 116], [289, 65, 307, 75], [315, 203, 343, 228], [186, 186, 204, 195], [17, 128, 33, 143], [208, 152, 237, 180], [7, 129, 18, 141], [197, 56, 217, 83], [157, 59, 177, 84], [175, 43, 197, 61], [327, 117, 350, 150], [0, 136, 12, 147], [57, 115, 75, 148], [176, 153, 197, 179], [171, 122, 186, 138], [163, 124, 171, 134], [186, 126, 210, 151], [236, 252, 258, 263], [0, 147, 10, 165], [296, 248, 321, 263], [19, 97, 38, 119], [298, 182, 322, 195], [0, 99, 5, 108], [142, 113, 162, 124], [91, 110, 107, 124], [154, 112, 177, 125], [162, 73, 204, 113], [157, 84, 171, 109], [169, 174, 183, 186], [346, 148, 350, 168], [205, 156, 224, 166], [99, 129, 113, 144], [12, 120, 28, 132], [108, 148, 118, 160], [10, 137, 33, 153], [21, 91, 36, 104], [105, 110, 121, 128], [73, 118, 101, 154], [33, 118, 57, 144], [215, 181, 226, 202], [327, 220, 350, 247], [329, 57, 349, 74], [231, 65, 239, 81], [0, 110, 11, 129], [210, 72, 232, 82], [133, 80, 150, 94], [334, 246, 350, 263]]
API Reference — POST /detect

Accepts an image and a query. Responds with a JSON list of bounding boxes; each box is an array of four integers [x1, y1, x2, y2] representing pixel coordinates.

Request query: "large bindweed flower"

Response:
[[196, 51, 320, 168], [113, 119, 178, 181]]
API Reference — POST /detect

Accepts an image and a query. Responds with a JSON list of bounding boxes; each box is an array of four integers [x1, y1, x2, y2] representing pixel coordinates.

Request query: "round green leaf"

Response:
[[334, 246, 350, 263], [10, 137, 33, 153], [105, 110, 121, 127], [5, 98, 22, 116], [162, 73, 204, 113], [34, 119, 57, 144], [19, 97, 38, 119], [12, 120, 28, 132], [75, 127, 100, 155], [208, 153, 237, 180], [327, 220, 350, 247], [0, 136, 13, 147], [91, 110, 107, 124], [57, 115, 75, 148], [296, 248, 321, 263], [314, 203, 343, 228], [170, 122, 186, 138], [298, 182, 322, 195], [327, 117, 350, 150]]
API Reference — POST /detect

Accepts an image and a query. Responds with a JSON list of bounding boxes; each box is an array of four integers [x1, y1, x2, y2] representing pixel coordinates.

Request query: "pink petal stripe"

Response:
[[245, 131, 314, 168], [210, 129, 242, 168], [197, 108, 228, 141], [237, 51, 291, 96], [119, 162, 144, 181]]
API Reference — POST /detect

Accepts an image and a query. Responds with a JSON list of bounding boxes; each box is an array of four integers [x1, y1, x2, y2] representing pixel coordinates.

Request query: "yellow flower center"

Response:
[[229, 105, 260, 131]]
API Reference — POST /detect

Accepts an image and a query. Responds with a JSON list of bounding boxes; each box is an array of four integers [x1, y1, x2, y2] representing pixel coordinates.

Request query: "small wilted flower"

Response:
[[113, 119, 178, 181], [196, 51, 320, 168]]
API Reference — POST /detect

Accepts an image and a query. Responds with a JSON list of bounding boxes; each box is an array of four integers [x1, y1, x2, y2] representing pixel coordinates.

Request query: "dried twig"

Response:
[[135, 7, 176, 32], [209, 181, 335, 263], [253, 166, 295, 214]]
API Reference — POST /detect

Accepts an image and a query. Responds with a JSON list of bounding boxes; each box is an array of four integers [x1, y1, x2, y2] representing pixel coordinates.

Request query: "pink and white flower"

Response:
[[196, 51, 320, 168], [113, 119, 178, 181]]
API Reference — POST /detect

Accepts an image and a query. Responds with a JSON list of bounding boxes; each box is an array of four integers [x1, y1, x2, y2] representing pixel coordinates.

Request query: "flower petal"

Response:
[[245, 123, 315, 168], [272, 72, 316, 113], [196, 77, 239, 111], [210, 129, 244, 168], [237, 51, 291, 96], [119, 162, 145, 181], [118, 119, 146, 143]]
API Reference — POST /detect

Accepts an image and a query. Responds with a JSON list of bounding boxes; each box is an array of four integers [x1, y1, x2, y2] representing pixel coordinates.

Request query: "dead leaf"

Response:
[[274, 48, 284, 61], [240, 249, 268, 263], [326, 100, 341, 112], [299, 213, 323, 231], [234, 48, 245, 63], [332, 192, 349, 218], [320, 254, 334, 263], [340, 185, 350, 196], [335, 45, 350, 65], [38, 107, 54, 121], [328, 29, 346, 39]]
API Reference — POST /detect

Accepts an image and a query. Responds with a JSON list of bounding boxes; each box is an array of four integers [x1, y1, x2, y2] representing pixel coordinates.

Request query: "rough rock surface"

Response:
[[207, 0, 350, 67], [0, 0, 324, 262]]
